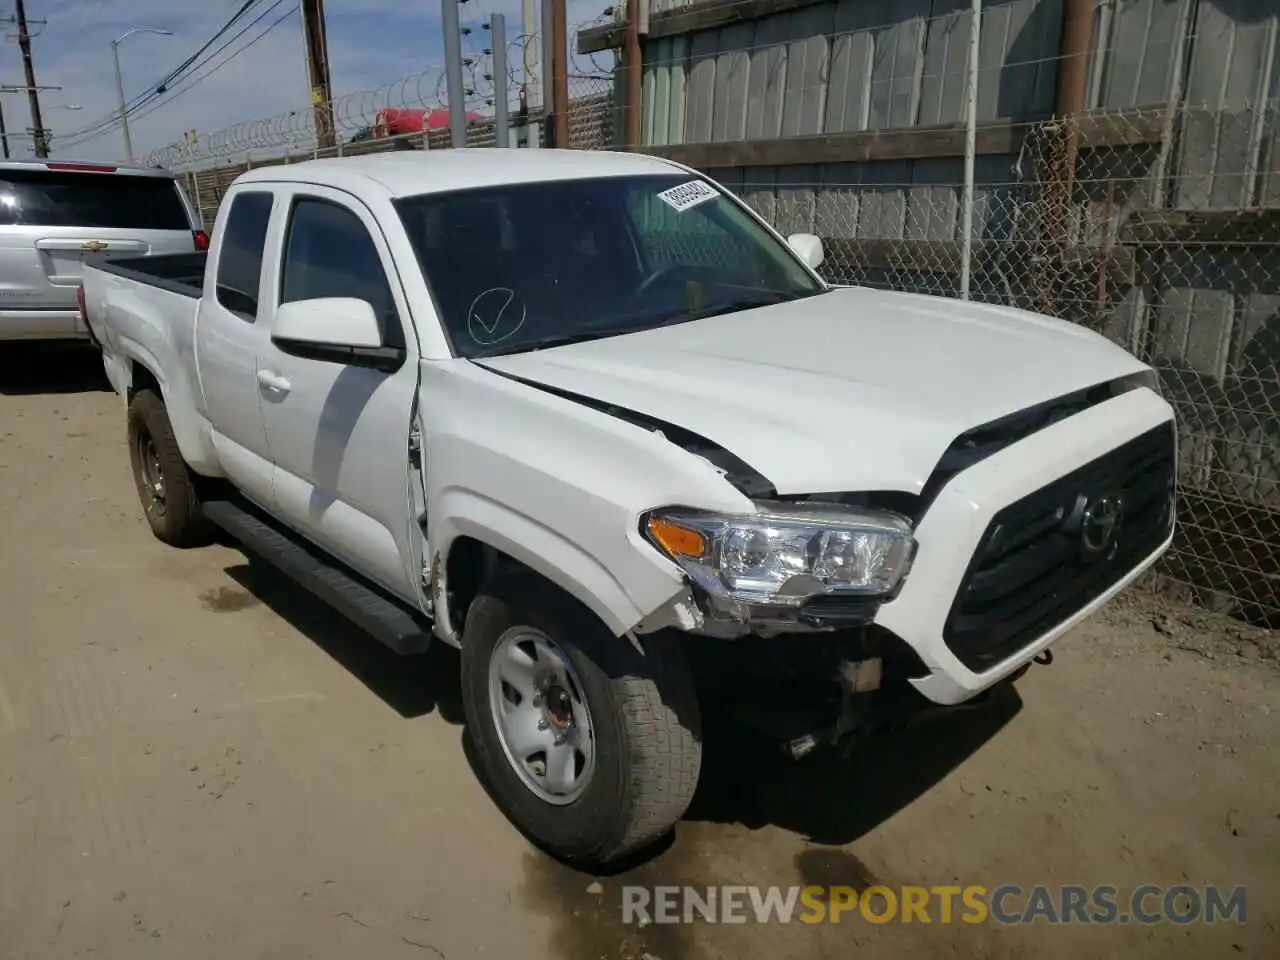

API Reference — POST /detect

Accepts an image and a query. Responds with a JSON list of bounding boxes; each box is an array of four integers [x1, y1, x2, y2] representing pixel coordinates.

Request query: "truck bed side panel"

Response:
[[85, 251, 206, 296], [83, 264, 220, 475]]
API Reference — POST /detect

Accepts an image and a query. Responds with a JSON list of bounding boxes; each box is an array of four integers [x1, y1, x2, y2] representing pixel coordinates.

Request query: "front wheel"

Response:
[[126, 389, 213, 547], [460, 574, 702, 868]]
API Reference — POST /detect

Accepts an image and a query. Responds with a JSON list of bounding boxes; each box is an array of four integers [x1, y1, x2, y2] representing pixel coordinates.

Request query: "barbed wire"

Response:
[[141, 16, 616, 167]]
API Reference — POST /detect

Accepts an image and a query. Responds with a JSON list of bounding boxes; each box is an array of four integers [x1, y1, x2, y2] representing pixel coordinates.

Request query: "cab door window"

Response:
[[279, 196, 404, 349]]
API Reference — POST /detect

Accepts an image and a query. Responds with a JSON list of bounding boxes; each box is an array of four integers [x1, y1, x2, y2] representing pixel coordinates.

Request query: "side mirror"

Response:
[[787, 232, 825, 270], [270, 297, 404, 372]]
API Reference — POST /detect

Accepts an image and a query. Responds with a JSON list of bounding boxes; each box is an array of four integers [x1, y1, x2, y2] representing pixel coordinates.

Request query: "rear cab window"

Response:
[[215, 191, 274, 319], [0, 168, 191, 229]]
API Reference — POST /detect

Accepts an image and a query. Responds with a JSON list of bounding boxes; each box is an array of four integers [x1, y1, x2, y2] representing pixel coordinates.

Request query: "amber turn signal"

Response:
[[646, 515, 707, 559]]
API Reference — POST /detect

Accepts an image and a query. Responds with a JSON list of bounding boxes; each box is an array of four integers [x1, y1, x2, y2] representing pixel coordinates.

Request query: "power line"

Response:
[[58, 0, 290, 146], [58, 0, 271, 141], [153, 0, 263, 92], [57, 3, 299, 150]]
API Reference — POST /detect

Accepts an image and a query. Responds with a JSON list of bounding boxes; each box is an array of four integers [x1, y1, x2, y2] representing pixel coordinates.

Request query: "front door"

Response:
[[255, 185, 421, 604], [193, 188, 277, 509]]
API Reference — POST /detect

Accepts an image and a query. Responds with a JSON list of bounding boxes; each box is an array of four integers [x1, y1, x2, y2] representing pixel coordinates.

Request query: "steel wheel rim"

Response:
[[487, 626, 596, 805], [136, 429, 166, 516]]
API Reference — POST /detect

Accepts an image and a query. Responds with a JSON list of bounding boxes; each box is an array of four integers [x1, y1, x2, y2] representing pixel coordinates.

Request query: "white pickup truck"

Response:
[[82, 149, 1177, 867]]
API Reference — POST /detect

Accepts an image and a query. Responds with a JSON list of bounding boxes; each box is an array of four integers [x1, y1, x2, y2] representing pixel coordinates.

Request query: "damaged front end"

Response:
[[672, 618, 1023, 761], [630, 493, 1031, 760]]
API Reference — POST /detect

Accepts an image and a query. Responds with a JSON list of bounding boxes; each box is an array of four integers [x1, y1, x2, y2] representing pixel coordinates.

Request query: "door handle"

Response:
[[256, 369, 292, 394]]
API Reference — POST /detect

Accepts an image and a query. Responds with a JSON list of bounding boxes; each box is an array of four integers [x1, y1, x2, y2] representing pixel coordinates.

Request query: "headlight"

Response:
[[641, 500, 916, 608]]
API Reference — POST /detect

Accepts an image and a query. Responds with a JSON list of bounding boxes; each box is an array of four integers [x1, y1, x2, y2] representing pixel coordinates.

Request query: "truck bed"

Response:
[[87, 251, 206, 298]]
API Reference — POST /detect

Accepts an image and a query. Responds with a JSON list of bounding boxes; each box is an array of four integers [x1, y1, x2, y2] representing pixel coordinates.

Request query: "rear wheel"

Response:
[[460, 573, 702, 868], [126, 389, 213, 547]]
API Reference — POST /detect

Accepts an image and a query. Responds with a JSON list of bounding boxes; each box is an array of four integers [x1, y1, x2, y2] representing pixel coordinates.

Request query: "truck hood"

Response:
[[474, 286, 1150, 495]]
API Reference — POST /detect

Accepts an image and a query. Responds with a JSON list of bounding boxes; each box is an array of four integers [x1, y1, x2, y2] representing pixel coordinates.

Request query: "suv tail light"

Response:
[[193, 229, 210, 251]]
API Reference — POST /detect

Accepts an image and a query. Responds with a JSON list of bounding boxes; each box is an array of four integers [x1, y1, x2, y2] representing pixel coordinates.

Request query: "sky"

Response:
[[15, 0, 615, 162]]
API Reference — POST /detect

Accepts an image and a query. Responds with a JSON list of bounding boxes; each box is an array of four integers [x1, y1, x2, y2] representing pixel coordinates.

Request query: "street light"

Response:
[[112, 27, 173, 163]]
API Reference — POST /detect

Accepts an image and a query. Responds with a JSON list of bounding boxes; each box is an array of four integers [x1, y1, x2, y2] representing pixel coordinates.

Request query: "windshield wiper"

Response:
[[467, 290, 817, 359], [655, 289, 806, 325], [468, 326, 644, 358]]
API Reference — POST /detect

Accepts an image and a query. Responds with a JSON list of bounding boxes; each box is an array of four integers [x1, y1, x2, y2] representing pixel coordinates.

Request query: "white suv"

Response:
[[0, 159, 205, 341]]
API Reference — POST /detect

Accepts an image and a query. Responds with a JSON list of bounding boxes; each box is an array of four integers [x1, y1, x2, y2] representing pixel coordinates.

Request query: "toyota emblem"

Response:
[[1080, 492, 1125, 555]]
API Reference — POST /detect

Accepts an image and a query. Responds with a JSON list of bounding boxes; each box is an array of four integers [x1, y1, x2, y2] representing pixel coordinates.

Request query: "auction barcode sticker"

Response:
[[656, 180, 720, 212]]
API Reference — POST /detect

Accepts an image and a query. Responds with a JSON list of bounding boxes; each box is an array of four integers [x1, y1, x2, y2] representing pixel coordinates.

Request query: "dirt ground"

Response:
[[0, 343, 1276, 960]]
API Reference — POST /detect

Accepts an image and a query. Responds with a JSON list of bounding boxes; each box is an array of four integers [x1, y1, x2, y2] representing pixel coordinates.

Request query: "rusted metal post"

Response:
[[623, 0, 643, 148], [1055, 0, 1092, 171], [1036, 0, 1094, 318], [551, 0, 570, 148]]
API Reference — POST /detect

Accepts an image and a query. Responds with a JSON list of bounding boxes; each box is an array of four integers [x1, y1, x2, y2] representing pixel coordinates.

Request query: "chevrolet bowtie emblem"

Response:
[[82, 240, 108, 253]]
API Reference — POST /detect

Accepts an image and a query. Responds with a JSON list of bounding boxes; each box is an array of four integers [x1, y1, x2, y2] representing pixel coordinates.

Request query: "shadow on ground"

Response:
[[512, 688, 1022, 959], [217, 554, 1024, 958], [0, 342, 111, 395], [224, 550, 1020, 852], [687, 683, 1023, 845], [222, 559, 464, 724]]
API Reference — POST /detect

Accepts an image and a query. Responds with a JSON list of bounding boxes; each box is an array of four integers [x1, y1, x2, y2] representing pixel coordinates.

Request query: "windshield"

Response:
[[393, 174, 827, 358]]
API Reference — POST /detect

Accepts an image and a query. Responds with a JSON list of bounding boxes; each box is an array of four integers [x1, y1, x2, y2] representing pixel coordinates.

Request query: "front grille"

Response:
[[943, 421, 1176, 672]]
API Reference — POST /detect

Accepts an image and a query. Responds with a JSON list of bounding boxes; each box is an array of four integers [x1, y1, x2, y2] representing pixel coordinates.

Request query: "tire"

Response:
[[460, 573, 702, 868], [126, 389, 213, 547]]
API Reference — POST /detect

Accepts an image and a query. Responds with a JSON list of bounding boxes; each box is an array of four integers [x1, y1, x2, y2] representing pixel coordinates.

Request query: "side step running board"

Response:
[[202, 499, 432, 655]]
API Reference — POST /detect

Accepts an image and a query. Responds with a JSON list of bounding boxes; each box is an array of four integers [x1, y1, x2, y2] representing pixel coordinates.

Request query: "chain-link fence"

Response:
[[724, 101, 1278, 624]]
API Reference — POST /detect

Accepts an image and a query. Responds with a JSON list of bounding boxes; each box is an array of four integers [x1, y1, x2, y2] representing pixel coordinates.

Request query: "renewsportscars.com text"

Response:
[[621, 884, 1247, 926]]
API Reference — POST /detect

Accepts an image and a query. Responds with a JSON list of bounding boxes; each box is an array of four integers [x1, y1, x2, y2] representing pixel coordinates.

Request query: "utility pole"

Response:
[[300, 0, 336, 151], [13, 0, 47, 157], [550, 0, 568, 148]]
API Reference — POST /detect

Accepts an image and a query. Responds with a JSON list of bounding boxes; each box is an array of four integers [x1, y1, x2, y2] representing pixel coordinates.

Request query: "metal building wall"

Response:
[[628, 0, 1280, 619]]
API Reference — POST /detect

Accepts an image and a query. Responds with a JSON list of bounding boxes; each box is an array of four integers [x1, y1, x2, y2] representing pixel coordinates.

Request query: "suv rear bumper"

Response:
[[874, 386, 1177, 706], [0, 309, 89, 341]]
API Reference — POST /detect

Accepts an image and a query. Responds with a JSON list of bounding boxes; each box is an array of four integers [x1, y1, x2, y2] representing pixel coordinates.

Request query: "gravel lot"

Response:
[[1, 343, 1276, 960]]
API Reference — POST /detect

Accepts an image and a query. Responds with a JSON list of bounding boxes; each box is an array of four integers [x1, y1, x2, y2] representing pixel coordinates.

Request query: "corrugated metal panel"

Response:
[[919, 0, 974, 126], [782, 5, 835, 135], [905, 157, 962, 239], [815, 162, 863, 234], [774, 164, 820, 233], [867, 1, 929, 129], [723, 153, 1019, 246], [745, 15, 791, 140], [823, 1, 878, 132], [740, 166, 779, 222], [651, 35, 690, 146], [711, 23, 754, 141], [1095, 0, 1188, 109], [1185, 0, 1276, 107], [645, 0, 1072, 146], [684, 30, 719, 143], [1176, 2, 1279, 210]]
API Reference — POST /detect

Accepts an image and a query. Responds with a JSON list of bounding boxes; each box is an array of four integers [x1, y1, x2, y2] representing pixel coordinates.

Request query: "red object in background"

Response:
[[193, 230, 210, 251], [373, 107, 485, 138]]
